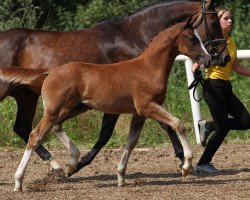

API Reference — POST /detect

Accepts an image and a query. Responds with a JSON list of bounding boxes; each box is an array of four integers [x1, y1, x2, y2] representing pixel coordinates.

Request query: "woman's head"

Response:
[[215, 6, 233, 34]]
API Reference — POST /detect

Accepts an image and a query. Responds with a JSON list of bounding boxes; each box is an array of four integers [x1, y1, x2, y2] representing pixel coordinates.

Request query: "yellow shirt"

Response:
[[206, 36, 237, 80]]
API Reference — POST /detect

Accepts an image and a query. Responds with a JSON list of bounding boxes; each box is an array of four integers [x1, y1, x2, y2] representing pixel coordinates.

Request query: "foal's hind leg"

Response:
[[52, 104, 90, 177], [52, 124, 80, 177], [117, 115, 146, 186], [142, 102, 193, 176], [13, 90, 62, 175], [14, 114, 58, 191]]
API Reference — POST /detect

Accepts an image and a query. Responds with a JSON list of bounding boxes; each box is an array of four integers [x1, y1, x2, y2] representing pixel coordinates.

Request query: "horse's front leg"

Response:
[[117, 114, 146, 186], [142, 102, 193, 176], [76, 113, 119, 172], [158, 123, 184, 164], [52, 124, 80, 177], [13, 89, 63, 175]]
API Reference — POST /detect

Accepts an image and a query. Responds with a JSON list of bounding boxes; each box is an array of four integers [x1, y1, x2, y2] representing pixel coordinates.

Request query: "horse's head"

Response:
[[177, 22, 211, 68], [190, 0, 230, 67]]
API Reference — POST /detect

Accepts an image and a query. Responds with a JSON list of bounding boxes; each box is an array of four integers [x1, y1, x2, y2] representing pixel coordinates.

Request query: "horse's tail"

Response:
[[0, 67, 49, 94]]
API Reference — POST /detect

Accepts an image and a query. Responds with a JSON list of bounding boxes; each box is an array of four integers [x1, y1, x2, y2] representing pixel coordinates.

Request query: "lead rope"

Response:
[[188, 68, 207, 102]]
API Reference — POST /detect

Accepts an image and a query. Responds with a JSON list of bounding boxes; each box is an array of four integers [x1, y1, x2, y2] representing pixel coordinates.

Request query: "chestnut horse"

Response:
[[0, 0, 229, 175], [5, 20, 212, 191]]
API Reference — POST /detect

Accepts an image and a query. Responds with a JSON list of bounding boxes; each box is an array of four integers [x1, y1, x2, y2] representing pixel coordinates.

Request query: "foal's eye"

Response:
[[190, 37, 198, 44]]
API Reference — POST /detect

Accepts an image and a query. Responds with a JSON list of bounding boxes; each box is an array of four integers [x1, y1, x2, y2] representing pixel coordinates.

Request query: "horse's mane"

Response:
[[95, 0, 201, 25]]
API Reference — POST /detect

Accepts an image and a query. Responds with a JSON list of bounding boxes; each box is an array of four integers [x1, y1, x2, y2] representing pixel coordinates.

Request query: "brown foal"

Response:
[[10, 20, 211, 191]]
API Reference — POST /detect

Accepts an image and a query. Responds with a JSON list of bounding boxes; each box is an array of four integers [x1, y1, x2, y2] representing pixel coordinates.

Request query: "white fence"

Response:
[[175, 50, 250, 144]]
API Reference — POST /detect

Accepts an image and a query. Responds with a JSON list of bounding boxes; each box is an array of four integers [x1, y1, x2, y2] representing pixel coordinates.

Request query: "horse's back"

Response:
[[0, 20, 136, 70]]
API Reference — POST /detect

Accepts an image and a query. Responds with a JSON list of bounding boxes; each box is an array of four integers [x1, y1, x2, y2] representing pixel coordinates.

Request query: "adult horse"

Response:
[[0, 0, 229, 175], [0, 19, 211, 191]]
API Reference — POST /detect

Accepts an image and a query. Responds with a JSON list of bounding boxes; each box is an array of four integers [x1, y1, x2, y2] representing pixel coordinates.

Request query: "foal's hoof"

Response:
[[118, 179, 126, 187], [13, 188, 22, 192], [181, 168, 189, 177], [67, 165, 77, 177], [48, 168, 66, 179]]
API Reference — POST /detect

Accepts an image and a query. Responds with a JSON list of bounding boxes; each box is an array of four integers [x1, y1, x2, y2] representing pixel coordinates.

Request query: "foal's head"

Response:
[[177, 23, 211, 68]]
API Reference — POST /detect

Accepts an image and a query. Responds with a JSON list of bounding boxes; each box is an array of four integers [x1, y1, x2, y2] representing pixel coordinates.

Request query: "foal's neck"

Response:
[[139, 24, 182, 72]]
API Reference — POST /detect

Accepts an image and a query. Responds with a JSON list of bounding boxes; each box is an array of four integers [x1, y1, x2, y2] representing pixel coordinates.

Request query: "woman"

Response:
[[193, 6, 250, 173]]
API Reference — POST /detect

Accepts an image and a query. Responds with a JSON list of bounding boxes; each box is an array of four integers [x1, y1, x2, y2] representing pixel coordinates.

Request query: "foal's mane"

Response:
[[141, 21, 186, 54], [95, 0, 201, 25]]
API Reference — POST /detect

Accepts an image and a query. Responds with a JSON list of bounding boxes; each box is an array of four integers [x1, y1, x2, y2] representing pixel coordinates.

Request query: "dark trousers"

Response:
[[197, 79, 250, 165]]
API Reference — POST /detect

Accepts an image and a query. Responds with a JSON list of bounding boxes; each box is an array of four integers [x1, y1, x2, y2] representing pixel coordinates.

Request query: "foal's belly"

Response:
[[82, 96, 137, 114]]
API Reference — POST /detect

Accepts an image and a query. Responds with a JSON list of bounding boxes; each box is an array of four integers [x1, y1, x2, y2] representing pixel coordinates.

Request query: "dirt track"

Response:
[[0, 143, 249, 200]]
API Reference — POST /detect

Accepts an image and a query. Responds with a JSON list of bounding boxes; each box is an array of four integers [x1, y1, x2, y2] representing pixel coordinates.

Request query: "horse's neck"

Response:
[[122, 1, 199, 44]]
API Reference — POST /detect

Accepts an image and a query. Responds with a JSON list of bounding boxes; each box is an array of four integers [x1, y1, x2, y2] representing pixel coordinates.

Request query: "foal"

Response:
[[13, 21, 210, 191]]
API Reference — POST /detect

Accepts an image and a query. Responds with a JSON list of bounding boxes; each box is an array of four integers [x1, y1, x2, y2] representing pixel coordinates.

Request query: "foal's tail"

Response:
[[0, 67, 49, 94]]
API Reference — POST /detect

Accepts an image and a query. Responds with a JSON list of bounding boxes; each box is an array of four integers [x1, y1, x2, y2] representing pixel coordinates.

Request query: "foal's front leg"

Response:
[[142, 102, 193, 176], [76, 113, 119, 173], [117, 114, 146, 186], [158, 123, 184, 163]]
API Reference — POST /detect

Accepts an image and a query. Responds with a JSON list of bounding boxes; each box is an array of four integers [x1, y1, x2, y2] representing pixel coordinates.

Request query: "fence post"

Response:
[[184, 59, 202, 144]]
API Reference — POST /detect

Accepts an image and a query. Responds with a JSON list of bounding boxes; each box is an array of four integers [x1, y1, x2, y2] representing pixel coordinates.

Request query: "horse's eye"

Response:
[[211, 21, 218, 27]]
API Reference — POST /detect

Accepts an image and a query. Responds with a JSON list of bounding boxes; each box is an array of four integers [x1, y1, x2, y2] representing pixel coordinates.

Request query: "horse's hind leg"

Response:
[[13, 90, 62, 174], [117, 114, 146, 186], [76, 113, 119, 172], [142, 102, 193, 176]]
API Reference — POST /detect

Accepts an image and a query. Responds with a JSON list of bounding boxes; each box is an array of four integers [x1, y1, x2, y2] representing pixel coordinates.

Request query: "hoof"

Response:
[[48, 168, 66, 179], [13, 188, 22, 192], [181, 168, 189, 177], [67, 165, 77, 177], [118, 180, 125, 187]]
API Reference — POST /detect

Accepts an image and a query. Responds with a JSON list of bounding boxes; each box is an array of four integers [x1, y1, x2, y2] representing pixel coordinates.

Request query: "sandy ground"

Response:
[[0, 143, 249, 200]]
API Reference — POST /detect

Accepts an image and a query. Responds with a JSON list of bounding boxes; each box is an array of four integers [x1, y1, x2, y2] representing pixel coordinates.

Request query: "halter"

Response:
[[193, 0, 227, 59]]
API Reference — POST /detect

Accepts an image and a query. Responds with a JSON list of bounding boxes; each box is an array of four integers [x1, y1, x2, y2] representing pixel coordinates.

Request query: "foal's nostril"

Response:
[[224, 55, 231, 65]]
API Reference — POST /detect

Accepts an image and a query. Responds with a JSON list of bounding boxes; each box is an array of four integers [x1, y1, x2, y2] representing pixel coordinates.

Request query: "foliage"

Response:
[[0, 0, 249, 148], [0, 0, 42, 29]]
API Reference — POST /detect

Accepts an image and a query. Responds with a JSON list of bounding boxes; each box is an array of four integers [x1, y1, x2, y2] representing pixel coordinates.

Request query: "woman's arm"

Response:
[[232, 59, 250, 77]]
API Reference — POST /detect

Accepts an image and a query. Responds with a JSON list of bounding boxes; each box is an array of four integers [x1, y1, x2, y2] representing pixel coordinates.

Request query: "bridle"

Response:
[[188, 1, 228, 102], [193, 0, 227, 60]]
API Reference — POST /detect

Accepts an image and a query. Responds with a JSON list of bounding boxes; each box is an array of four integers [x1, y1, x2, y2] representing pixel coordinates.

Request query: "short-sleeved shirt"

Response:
[[205, 36, 237, 80]]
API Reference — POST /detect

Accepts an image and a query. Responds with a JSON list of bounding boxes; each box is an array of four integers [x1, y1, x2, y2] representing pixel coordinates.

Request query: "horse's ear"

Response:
[[184, 16, 193, 28], [205, 0, 213, 10], [188, 13, 202, 28]]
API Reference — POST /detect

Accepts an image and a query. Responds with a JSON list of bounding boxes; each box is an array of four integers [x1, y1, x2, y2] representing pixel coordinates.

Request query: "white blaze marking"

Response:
[[194, 29, 210, 56]]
